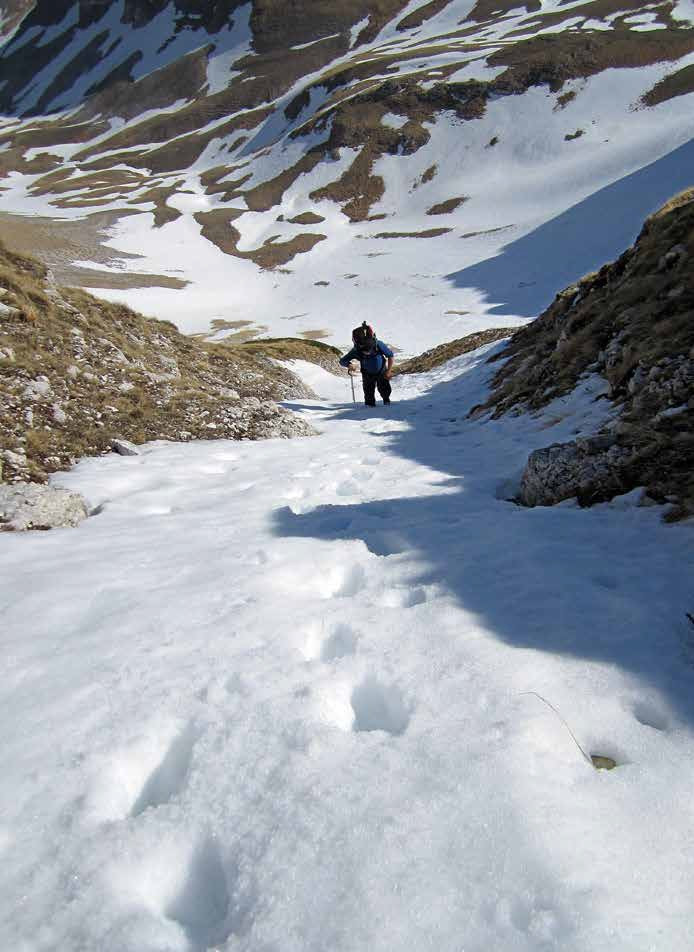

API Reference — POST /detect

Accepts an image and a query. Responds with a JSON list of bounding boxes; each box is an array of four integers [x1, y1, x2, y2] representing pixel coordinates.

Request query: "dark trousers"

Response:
[[362, 371, 391, 406]]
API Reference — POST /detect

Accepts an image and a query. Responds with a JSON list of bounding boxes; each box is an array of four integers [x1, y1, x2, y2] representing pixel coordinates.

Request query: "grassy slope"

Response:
[[0, 243, 325, 483], [479, 189, 694, 517]]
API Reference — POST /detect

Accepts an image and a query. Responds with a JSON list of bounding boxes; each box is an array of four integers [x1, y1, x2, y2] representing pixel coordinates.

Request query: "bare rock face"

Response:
[[0, 483, 90, 531], [111, 438, 140, 457], [520, 438, 633, 508]]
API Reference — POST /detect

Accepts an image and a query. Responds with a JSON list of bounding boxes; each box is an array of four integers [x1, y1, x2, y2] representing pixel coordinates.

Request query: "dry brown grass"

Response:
[[395, 327, 519, 375], [427, 197, 468, 215], [642, 63, 694, 106], [397, 0, 451, 30], [0, 210, 186, 289], [372, 227, 452, 238], [489, 25, 694, 94], [477, 191, 694, 516], [194, 208, 327, 267], [0, 242, 319, 483], [288, 211, 326, 224], [230, 336, 340, 368]]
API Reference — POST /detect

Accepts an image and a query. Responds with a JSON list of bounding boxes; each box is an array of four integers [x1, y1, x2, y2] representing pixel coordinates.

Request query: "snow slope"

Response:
[[1, 349, 693, 951]]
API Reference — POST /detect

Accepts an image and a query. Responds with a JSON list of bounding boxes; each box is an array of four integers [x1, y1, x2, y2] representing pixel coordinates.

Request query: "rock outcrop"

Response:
[[519, 436, 631, 508], [0, 482, 89, 530], [479, 189, 694, 518]]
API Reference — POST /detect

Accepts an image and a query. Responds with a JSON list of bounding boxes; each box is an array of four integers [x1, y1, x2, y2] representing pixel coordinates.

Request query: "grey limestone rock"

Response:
[[0, 483, 90, 531], [520, 439, 631, 508], [111, 438, 141, 456]]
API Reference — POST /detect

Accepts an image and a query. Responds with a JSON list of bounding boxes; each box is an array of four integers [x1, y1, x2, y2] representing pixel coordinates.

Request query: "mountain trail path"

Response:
[[1, 347, 693, 951]]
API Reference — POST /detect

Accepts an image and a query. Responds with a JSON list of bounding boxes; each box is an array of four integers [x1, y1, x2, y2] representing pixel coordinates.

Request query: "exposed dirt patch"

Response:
[[31, 169, 145, 197], [60, 268, 188, 291], [299, 328, 332, 340], [564, 129, 584, 141], [427, 197, 468, 215], [642, 63, 694, 107], [129, 186, 182, 227], [0, 211, 185, 289], [288, 211, 326, 224], [311, 148, 386, 222], [461, 225, 514, 239], [243, 147, 326, 212], [194, 208, 326, 267], [397, 0, 452, 31], [489, 27, 694, 95], [372, 228, 452, 238], [555, 90, 577, 111], [467, 0, 539, 22], [249, 0, 410, 53]]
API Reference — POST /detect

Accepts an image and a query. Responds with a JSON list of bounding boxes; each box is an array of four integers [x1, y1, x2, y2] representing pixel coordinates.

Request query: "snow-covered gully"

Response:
[[1, 350, 693, 951]]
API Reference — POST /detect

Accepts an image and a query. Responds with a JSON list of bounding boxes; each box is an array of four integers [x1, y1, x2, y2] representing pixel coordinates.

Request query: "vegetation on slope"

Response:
[[395, 327, 519, 376], [0, 243, 320, 484], [478, 189, 694, 517]]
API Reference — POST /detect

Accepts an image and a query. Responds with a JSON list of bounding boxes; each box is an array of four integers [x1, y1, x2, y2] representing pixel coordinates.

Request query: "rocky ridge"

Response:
[[0, 242, 330, 488], [478, 190, 694, 519]]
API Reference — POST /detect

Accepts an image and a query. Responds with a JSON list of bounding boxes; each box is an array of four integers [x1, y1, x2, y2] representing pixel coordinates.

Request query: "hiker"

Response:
[[339, 322, 394, 407]]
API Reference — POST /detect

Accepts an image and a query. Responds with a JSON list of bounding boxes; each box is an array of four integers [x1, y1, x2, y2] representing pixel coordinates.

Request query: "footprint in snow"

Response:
[[299, 621, 358, 662], [336, 479, 360, 497], [84, 720, 199, 823], [130, 721, 200, 817], [381, 586, 428, 608], [274, 561, 366, 600], [633, 700, 670, 732], [165, 837, 235, 948], [321, 623, 359, 661], [351, 675, 411, 736]]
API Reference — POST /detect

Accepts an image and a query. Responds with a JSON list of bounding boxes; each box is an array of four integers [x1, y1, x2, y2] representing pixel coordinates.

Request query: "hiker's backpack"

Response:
[[352, 321, 376, 353]]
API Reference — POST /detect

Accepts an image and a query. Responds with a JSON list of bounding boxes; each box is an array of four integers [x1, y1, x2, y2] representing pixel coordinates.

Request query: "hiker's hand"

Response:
[[348, 360, 359, 375], [384, 369, 393, 379]]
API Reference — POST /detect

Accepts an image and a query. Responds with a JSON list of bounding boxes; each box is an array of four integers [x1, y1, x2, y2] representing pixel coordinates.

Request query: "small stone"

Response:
[[52, 404, 67, 424], [24, 377, 52, 401], [591, 755, 617, 771], [3, 449, 27, 468], [111, 438, 140, 456]]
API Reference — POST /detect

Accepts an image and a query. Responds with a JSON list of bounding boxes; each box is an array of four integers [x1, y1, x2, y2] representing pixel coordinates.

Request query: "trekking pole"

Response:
[[350, 372, 356, 403]]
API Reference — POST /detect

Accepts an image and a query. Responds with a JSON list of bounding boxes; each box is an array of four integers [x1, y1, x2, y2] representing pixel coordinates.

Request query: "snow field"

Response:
[[2, 3, 694, 351], [1, 350, 693, 950]]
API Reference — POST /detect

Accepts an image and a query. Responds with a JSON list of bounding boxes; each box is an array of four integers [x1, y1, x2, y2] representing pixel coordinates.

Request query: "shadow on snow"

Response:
[[445, 137, 694, 318], [276, 357, 694, 727]]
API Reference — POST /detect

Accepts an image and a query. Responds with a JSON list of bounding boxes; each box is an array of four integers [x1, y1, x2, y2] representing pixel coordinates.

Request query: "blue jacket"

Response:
[[340, 339, 393, 376]]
